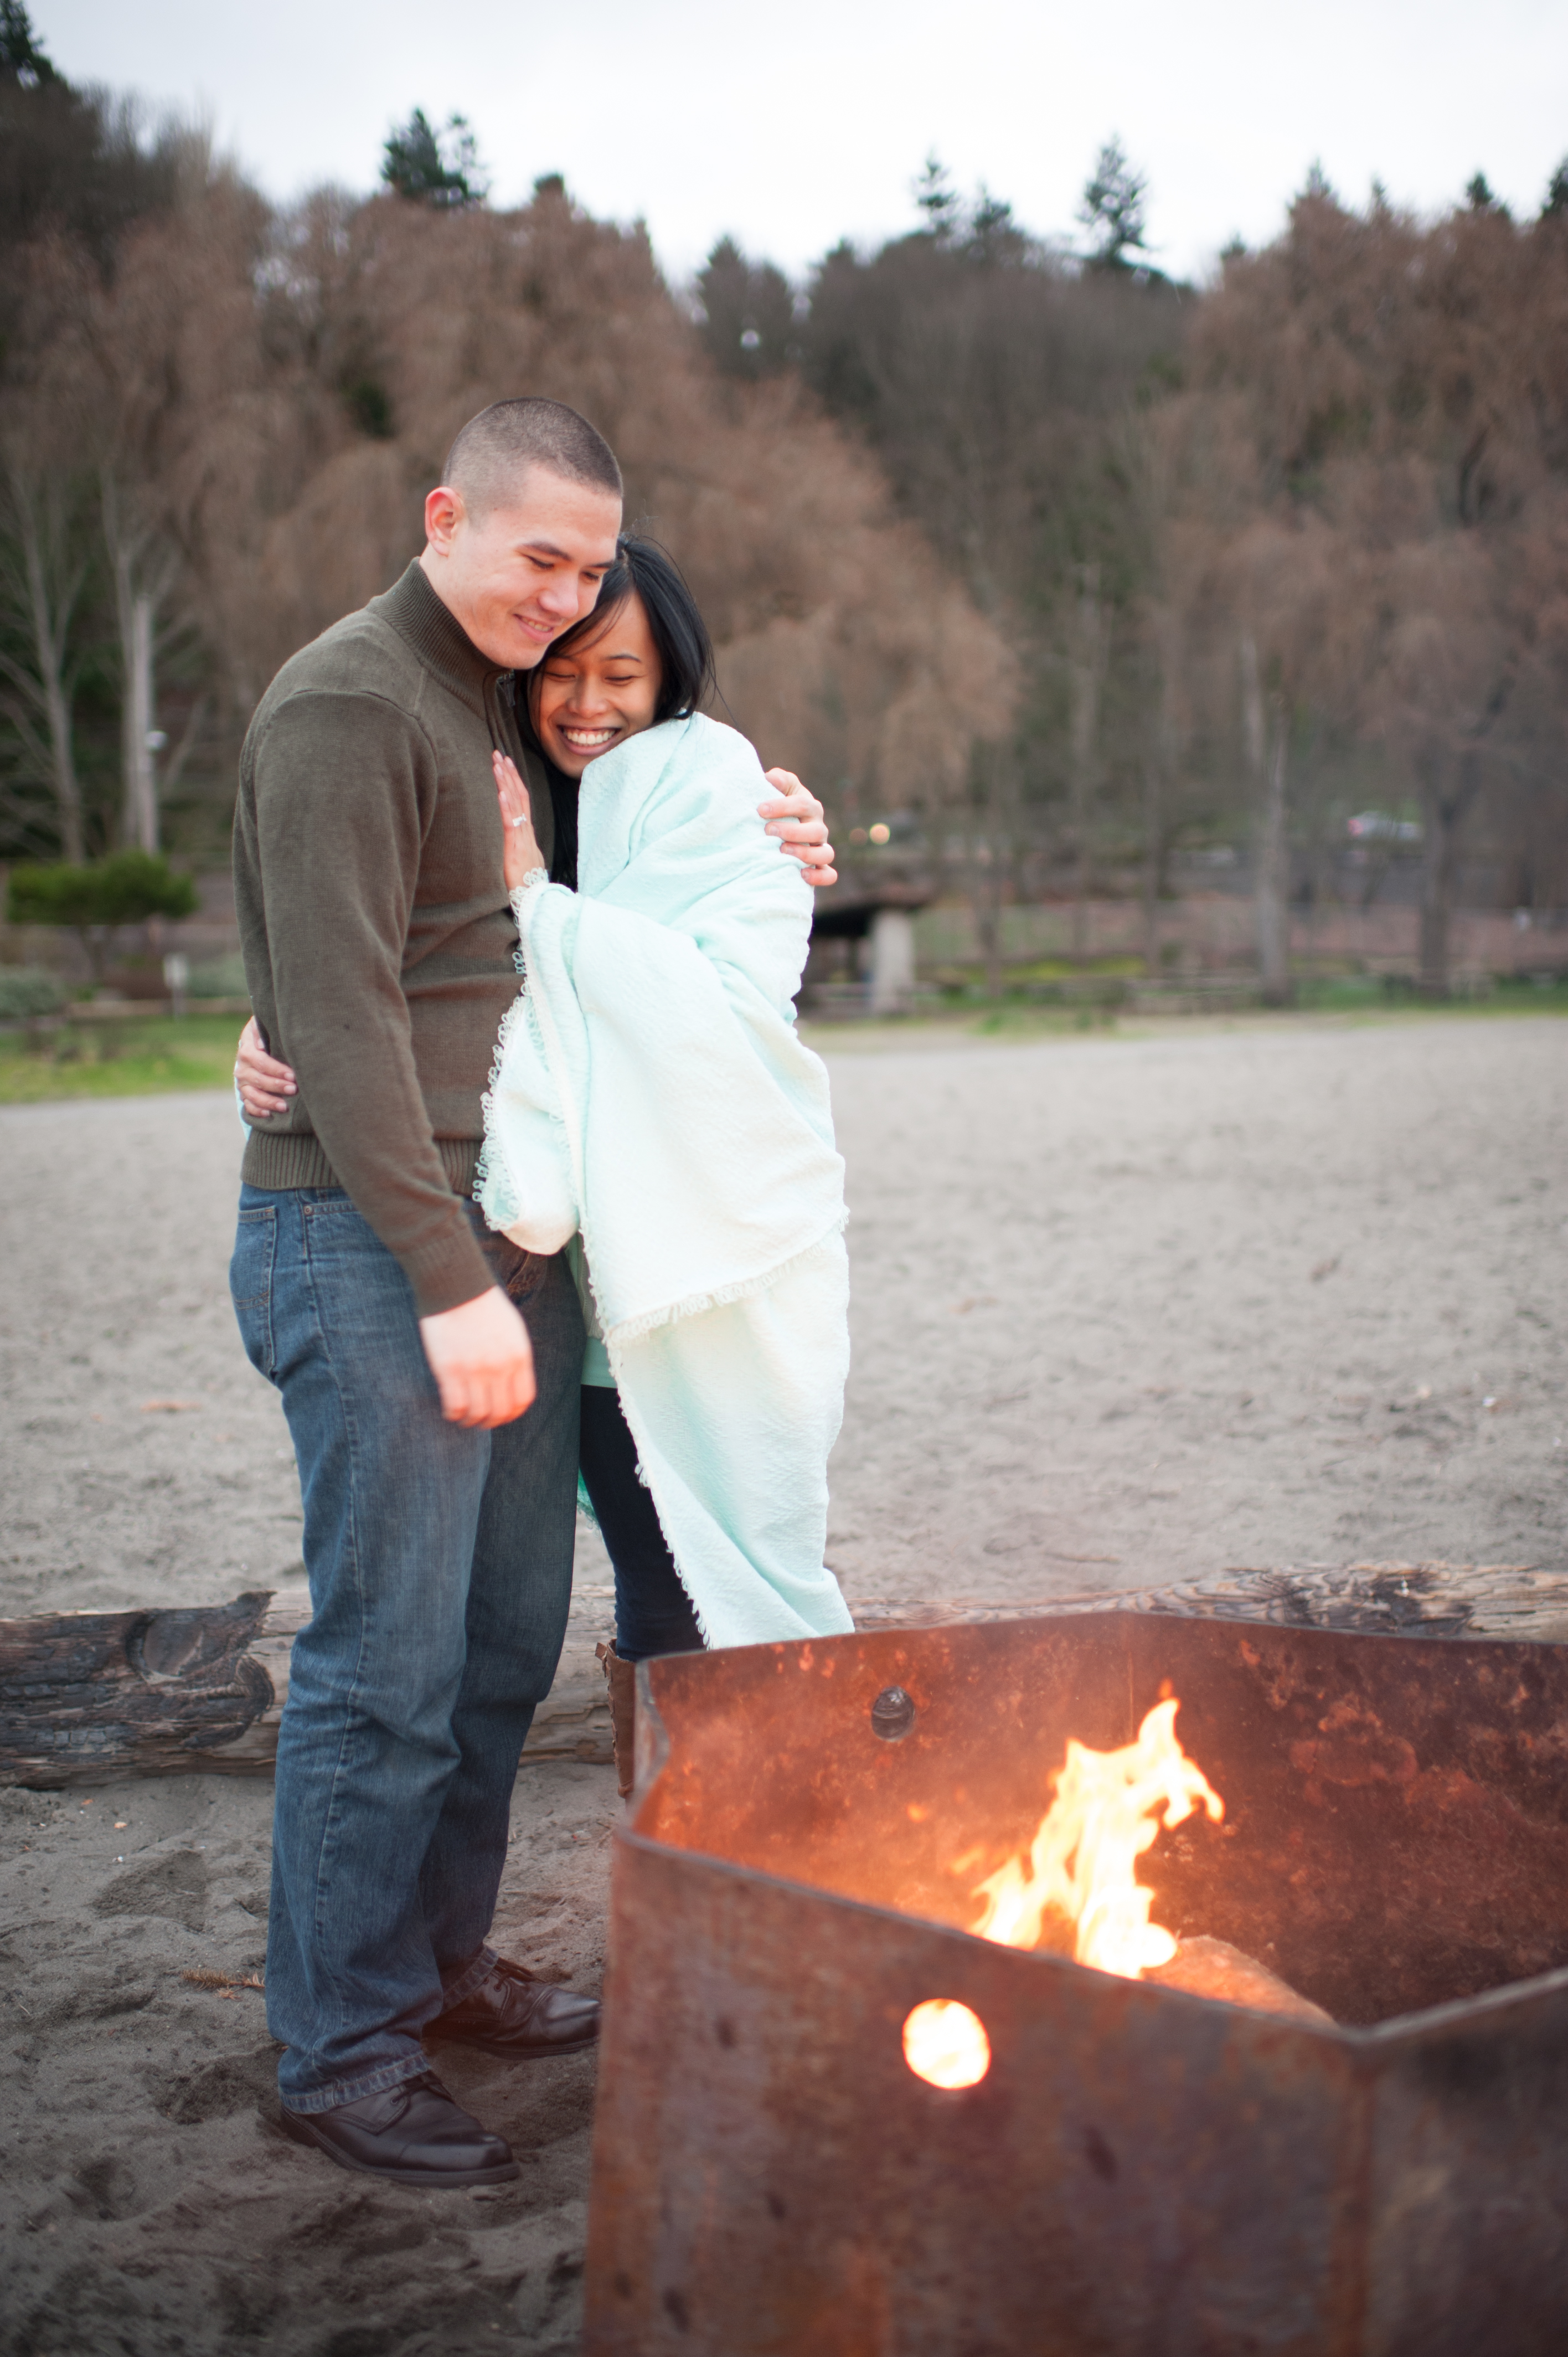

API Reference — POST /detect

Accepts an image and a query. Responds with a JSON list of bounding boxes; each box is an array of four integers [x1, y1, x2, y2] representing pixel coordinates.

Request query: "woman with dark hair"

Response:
[[522, 534, 719, 900], [238, 537, 852, 1793], [479, 536, 852, 1785]]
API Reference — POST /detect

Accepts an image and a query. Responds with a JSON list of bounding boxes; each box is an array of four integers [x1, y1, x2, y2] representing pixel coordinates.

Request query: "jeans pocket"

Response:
[[231, 1203, 278, 1377], [499, 1247, 548, 1306], [472, 1206, 548, 1305], [300, 1192, 378, 1262]]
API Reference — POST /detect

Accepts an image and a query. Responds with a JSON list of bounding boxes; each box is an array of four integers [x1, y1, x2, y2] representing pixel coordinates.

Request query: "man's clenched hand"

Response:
[[419, 1288, 537, 1428]]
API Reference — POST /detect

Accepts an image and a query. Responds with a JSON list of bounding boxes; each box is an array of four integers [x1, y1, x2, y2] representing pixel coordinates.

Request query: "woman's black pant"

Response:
[[577, 1386, 704, 1663]]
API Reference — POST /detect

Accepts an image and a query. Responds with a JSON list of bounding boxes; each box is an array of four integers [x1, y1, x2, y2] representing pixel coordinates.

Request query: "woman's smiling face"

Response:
[[528, 590, 663, 778]]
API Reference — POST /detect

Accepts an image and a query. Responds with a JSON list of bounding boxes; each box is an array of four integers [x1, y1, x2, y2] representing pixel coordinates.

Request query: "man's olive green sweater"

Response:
[[234, 561, 551, 1318]]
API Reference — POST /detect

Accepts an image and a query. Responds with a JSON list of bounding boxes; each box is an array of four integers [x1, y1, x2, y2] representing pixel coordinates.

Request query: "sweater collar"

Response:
[[374, 560, 507, 707]]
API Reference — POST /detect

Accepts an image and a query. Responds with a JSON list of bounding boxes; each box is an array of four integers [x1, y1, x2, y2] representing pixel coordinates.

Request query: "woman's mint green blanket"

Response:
[[477, 713, 853, 1649]]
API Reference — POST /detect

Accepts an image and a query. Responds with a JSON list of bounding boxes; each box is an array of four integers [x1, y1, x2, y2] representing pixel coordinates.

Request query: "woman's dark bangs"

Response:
[[620, 538, 716, 722], [526, 536, 715, 728]]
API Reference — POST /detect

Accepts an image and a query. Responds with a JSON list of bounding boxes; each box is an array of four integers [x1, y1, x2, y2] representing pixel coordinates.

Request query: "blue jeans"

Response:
[[230, 1185, 584, 2112], [578, 1385, 704, 1663]]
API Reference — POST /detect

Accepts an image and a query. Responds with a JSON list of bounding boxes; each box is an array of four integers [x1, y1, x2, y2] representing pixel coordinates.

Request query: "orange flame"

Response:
[[969, 1699, 1223, 1978]]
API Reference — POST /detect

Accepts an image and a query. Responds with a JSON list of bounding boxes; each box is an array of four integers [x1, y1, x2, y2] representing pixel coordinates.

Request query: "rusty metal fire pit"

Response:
[[583, 1611, 1568, 2355]]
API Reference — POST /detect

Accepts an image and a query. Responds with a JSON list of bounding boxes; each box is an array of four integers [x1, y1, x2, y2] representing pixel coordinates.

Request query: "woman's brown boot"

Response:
[[596, 1639, 637, 1800]]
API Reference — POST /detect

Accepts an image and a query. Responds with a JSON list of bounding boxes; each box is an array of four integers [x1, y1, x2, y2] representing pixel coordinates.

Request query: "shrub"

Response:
[[187, 953, 250, 999], [0, 967, 66, 1021], [6, 853, 200, 980]]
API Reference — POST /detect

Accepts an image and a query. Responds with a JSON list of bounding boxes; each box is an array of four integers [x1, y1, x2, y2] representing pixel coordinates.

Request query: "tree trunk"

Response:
[[6, 1564, 1565, 1787], [972, 848, 1002, 996], [1069, 566, 1106, 964], [969, 739, 1011, 996], [1417, 769, 1453, 999], [75, 923, 112, 986], [11, 473, 85, 861], [102, 475, 165, 853], [1141, 760, 1162, 979], [1416, 685, 1505, 999], [1143, 605, 1180, 981], [1256, 702, 1292, 1004], [1241, 635, 1291, 1006], [1416, 749, 1482, 1001], [120, 586, 158, 851]]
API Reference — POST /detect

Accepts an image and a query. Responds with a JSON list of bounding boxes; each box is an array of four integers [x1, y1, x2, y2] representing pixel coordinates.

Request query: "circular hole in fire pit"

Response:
[[901, 1999, 991, 2090], [870, 1685, 916, 1741]]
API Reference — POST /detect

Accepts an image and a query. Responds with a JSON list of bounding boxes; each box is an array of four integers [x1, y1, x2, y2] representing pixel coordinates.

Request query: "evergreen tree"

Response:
[[696, 236, 796, 378], [967, 188, 1028, 267], [0, 15, 180, 260], [914, 153, 962, 241], [381, 109, 487, 208], [0, 0, 58, 85], [1078, 137, 1149, 269], [1542, 158, 1568, 218]]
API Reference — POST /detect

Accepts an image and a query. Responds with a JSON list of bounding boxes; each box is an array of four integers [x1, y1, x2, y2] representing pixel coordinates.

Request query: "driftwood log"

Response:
[[0, 1583, 618, 1789], [3, 1561, 1566, 1789]]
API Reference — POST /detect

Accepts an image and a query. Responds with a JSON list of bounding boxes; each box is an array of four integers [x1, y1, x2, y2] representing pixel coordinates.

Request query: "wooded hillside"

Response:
[[3, 11, 1565, 995]]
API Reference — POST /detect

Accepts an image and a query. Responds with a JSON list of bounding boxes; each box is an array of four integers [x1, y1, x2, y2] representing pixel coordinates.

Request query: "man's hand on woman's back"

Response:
[[760, 769, 836, 888]]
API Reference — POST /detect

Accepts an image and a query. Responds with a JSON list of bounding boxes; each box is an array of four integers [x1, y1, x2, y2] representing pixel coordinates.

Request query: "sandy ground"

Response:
[[1, 1012, 1565, 2355], [826, 1011, 1567, 1599]]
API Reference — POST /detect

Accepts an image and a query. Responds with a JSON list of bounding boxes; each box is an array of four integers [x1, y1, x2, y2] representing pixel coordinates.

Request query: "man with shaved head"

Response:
[[231, 398, 833, 2186]]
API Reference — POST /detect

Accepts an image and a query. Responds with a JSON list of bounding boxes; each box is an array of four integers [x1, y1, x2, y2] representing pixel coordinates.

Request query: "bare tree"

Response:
[[1407, 684, 1509, 996], [229, 184, 1016, 862], [1240, 634, 1292, 1002], [1067, 564, 1108, 959], [1138, 606, 1186, 976], [797, 193, 1187, 903], [1173, 182, 1568, 992], [0, 460, 92, 857], [99, 472, 181, 848]]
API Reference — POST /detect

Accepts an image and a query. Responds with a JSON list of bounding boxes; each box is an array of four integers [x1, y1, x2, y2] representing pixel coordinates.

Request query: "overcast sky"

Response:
[[37, 0, 1568, 285]]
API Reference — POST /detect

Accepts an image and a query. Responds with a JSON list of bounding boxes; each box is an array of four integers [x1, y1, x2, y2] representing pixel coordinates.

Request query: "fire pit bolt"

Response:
[[869, 1683, 916, 1741], [585, 1609, 1568, 2355]]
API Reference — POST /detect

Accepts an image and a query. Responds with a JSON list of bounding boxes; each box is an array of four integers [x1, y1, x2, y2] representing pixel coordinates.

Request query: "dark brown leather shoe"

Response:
[[425, 1955, 600, 2059], [280, 2070, 518, 2187]]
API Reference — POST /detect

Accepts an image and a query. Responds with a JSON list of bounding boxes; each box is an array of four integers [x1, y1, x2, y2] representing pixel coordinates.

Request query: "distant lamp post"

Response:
[[163, 952, 189, 1016]]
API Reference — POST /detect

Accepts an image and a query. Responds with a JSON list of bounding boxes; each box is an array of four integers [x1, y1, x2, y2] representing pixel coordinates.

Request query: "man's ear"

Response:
[[424, 483, 466, 555]]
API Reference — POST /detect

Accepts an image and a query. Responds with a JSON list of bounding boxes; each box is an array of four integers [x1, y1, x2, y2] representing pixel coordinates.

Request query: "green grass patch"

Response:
[[0, 1013, 245, 1103], [929, 955, 1142, 991], [1484, 975, 1568, 1015], [8, 980, 1563, 1102], [802, 1001, 1126, 1051], [1291, 972, 1568, 1017], [968, 1002, 1120, 1035], [1004, 954, 1144, 983], [1291, 975, 1401, 1011]]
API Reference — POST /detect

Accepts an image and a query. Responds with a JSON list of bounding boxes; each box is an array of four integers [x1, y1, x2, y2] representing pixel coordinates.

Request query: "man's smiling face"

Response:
[[420, 466, 622, 671]]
